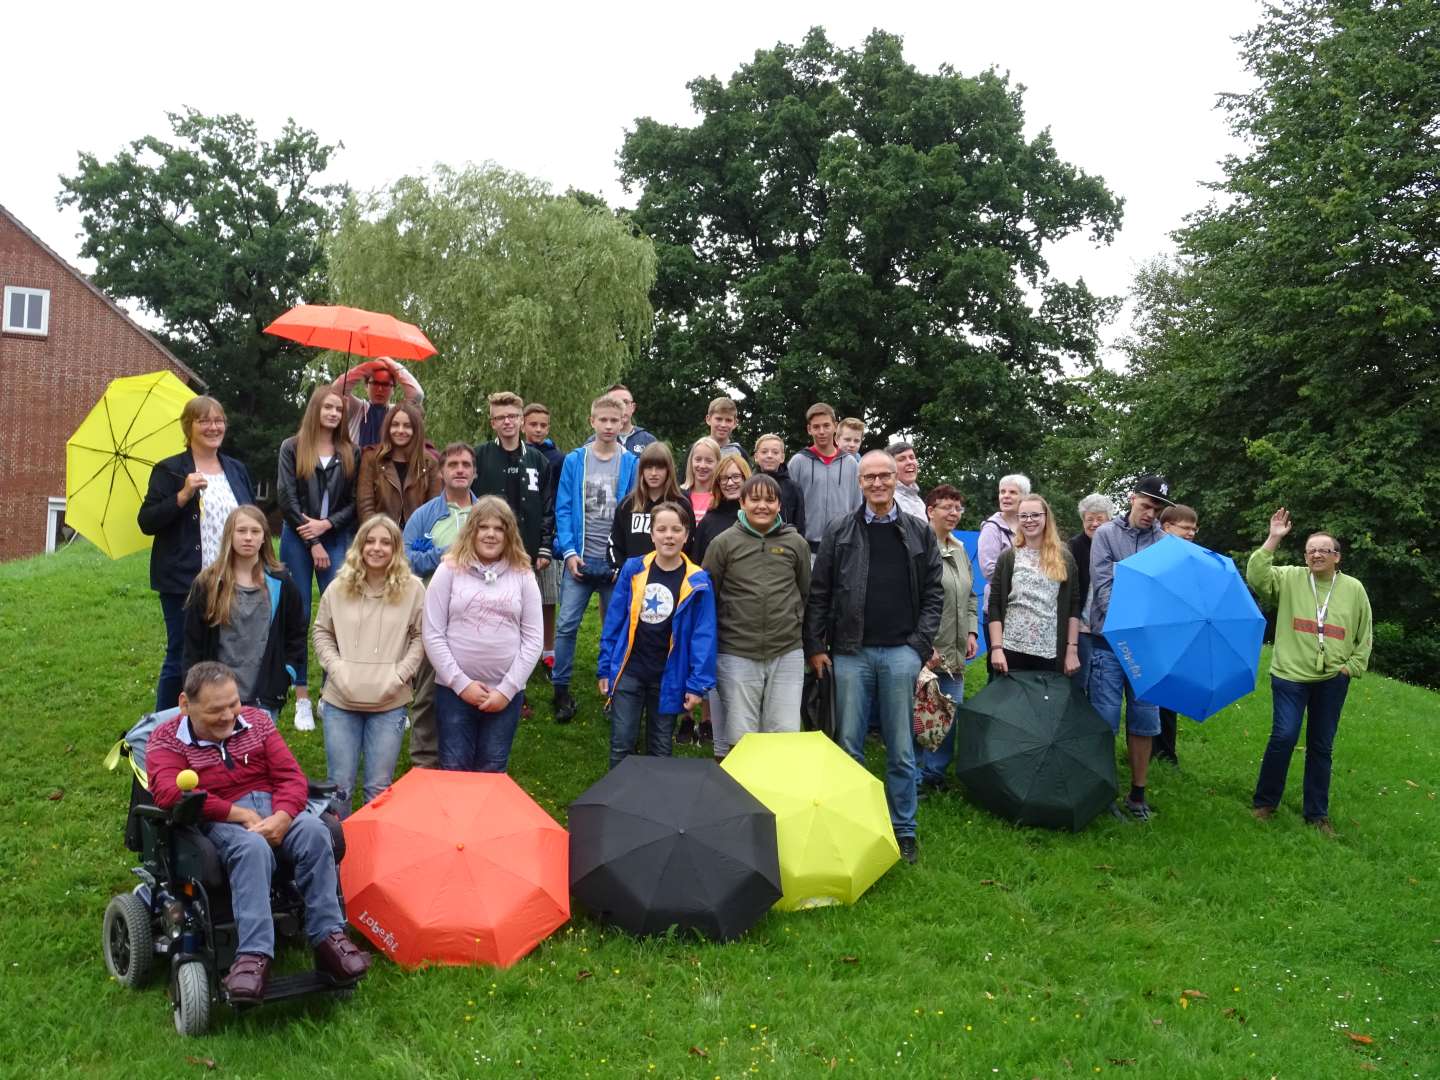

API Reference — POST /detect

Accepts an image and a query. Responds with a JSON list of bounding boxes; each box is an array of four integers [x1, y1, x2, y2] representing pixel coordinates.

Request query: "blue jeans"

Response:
[[321, 702, 407, 816], [1087, 643, 1161, 737], [279, 523, 351, 687], [608, 671, 675, 769], [1253, 674, 1350, 821], [834, 646, 923, 839], [552, 560, 615, 688], [202, 792, 344, 957], [155, 591, 188, 711], [1071, 631, 1097, 695], [436, 685, 524, 772], [916, 670, 964, 786]]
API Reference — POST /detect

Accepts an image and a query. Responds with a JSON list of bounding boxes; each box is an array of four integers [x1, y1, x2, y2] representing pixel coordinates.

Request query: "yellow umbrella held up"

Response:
[[721, 731, 899, 910], [66, 371, 195, 559]]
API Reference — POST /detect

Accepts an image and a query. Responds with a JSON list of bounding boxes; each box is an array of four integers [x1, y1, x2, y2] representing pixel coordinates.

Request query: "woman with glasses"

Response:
[[693, 454, 752, 561], [138, 396, 255, 711], [987, 494, 1082, 676]]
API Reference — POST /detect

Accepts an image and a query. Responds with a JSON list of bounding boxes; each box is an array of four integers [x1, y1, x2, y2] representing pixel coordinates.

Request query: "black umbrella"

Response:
[[568, 757, 782, 941], [954, 671, 1118, 831]]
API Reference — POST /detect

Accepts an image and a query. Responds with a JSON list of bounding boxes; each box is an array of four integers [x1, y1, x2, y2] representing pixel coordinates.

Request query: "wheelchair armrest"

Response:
[[307, 779, 339, 798]]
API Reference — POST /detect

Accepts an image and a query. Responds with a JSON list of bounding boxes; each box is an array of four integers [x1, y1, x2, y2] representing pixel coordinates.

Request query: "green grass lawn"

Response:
[[2, 543, 1438, 1079]]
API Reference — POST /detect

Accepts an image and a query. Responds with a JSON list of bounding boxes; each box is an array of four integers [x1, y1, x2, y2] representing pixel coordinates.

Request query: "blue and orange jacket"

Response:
[[598, 552, 717, 713]]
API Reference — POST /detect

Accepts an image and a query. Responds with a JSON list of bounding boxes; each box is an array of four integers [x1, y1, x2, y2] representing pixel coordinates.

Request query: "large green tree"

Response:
[[1118, 0, 1440, 682], [58, 109, 343, 475], [326, 165, 656, 448], [618, 27, 1123, 478]]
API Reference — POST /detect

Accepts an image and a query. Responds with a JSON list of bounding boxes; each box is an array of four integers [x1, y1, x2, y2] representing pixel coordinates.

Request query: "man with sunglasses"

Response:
[[1248, 508, 1372, 836], [331, 357, 426, 448]]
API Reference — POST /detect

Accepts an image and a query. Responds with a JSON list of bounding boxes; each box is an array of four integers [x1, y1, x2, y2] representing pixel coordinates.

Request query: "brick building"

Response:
[[0, 204, 202, 562]]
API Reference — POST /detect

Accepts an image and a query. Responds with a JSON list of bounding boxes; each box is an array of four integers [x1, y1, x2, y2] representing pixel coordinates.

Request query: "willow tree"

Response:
[[327, 165, 656, 447]]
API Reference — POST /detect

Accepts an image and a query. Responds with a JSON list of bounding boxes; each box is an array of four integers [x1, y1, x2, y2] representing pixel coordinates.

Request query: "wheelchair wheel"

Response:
[[102, 893, 154, 989], [172, 960, 211, 1037]]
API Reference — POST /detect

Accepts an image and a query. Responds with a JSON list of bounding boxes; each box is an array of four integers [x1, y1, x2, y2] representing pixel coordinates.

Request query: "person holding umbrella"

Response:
[[1248, 509, 1373, 836], [137, 396, 255, 711], [1088, 473, 1172, 821], [330, 357, 425, 449], [277, 386, 361, 731], [805, 450, 943, 864], [987, 494, 1083, 676]]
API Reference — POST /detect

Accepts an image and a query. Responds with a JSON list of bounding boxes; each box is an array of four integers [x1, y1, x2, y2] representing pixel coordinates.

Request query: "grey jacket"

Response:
[[803, 506, 944, 662], [787, 447, 863, 549], [1088, 513, 1165, 633]]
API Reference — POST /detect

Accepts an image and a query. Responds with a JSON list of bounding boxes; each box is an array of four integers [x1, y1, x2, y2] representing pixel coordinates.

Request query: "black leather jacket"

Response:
[[803, 505, 944, 661], [277, 436, 360, 534]]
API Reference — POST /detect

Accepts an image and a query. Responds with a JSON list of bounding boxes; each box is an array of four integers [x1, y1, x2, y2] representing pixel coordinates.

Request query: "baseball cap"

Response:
[[1134, 474, 1174, 505]]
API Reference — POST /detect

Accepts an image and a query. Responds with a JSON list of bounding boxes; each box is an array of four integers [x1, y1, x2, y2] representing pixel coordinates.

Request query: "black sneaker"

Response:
[[675, 717, 696, 745], [1124, 798, 1154, 822], [897, 836, 918, 864], [553, 687, 577, 724]]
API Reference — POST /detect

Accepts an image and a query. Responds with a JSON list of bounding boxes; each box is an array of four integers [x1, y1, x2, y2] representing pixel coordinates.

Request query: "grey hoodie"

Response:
[[786, 447, 863, 549], [1088, 513, 1165, 634]]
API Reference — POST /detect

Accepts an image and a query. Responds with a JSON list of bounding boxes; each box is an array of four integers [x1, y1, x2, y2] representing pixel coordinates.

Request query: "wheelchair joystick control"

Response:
[[176, 769, 199, 792]]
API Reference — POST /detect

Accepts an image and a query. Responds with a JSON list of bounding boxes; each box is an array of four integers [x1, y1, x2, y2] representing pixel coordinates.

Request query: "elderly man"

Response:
[[887, 441, 927, 521], [1248, 509, 1372, 836], [1088, 474, 1173, 821], [805, 450, 943, 863], [147, 662, 370, 1003]]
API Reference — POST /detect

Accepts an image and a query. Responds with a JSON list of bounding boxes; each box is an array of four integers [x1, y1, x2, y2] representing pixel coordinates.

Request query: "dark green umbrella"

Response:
[[954, 672, 1117, 831]]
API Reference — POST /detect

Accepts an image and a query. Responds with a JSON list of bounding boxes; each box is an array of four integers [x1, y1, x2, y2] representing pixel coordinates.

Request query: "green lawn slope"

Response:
[[1, 543, 1436, 1078]]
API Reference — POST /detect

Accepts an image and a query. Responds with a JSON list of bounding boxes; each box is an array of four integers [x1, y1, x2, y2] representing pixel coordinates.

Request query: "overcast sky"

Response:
[[3, 0, 1258, 354]]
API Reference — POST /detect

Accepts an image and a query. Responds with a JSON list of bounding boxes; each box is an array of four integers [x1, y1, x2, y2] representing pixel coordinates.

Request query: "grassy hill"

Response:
[[1, 543, 1437, 1078]]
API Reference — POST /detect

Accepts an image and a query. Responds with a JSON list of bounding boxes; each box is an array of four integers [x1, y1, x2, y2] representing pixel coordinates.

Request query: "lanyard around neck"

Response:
[[1309, 572, 1337, 651]]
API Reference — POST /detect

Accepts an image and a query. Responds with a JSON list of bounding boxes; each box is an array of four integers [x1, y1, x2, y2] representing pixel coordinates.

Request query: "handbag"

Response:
[[801, 664, 838, 741], [912, 666, 958, 752]]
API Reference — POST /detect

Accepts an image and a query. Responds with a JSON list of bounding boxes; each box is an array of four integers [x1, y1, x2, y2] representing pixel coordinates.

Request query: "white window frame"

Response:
[[3, 285, 50, 336], [46, 497, 67, 554]]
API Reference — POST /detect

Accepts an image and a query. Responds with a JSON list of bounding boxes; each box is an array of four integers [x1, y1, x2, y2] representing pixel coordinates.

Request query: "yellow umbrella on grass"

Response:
[[65, 371, 194, 558], [721, 731, 899, 910]]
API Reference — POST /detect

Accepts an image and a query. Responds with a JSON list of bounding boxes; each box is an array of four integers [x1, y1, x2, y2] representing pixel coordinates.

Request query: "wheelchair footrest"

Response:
[[257, 970, 359, 1003]]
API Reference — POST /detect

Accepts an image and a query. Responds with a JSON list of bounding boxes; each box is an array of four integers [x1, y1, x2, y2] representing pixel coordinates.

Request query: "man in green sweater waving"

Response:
[[1248, 508, 1373, 836]]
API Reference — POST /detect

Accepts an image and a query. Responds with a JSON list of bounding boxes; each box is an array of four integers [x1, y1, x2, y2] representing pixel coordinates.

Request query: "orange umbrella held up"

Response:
[[340, 770, 569, 968], [263, 304, 437, 361]]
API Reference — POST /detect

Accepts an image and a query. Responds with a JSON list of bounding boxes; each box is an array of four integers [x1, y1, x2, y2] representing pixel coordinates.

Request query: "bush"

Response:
[[1371, 621, 1440, 689]]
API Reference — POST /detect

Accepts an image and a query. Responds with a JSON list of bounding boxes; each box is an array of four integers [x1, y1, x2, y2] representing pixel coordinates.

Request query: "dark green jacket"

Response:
[[701, 519, 811, 660], [988, 545, 1082, 662]]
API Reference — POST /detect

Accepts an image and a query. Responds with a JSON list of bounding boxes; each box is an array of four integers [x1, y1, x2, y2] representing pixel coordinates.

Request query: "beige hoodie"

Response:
[[313, 576, 426, 712]]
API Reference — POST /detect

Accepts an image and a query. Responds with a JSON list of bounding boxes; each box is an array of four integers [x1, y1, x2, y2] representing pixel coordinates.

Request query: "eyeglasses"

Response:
[[196, 419, 227, 429], [860, 473, 895, 484], [1306, 548, 1339, 557], [490, 413, 521, 423], [1017, 512, 1046, 522]]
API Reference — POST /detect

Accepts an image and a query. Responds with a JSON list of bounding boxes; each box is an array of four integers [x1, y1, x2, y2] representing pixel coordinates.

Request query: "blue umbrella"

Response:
[[1101, 535, 1265, 720]]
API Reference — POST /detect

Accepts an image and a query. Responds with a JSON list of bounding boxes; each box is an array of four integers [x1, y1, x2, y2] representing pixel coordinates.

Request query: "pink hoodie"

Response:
[[423, 559, 542, 703]]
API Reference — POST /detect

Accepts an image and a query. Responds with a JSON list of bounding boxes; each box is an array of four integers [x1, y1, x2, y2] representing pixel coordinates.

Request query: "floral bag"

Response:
[[912, 666, 958, 752]]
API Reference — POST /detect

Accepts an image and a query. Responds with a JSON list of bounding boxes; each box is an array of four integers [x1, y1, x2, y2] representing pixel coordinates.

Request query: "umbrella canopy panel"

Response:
[[954, 673, 1117, 831], [722, 731, 900, 910], [569, 757, 781, 941], [65, 370, 194, 559], [263, 304, 437, 361], [341, 769, 569, 968], [1103, 536, 1265, 719]]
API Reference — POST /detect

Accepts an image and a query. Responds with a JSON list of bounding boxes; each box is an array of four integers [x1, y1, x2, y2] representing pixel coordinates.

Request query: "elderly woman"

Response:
[[138, 396, 255, 711], [1069, 493, 1114, 690], [915, 485, 978, 795], [977, 473, 1030, 675]]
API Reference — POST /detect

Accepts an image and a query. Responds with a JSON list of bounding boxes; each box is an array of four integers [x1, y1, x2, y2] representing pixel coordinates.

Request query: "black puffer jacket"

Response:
[[803, 506, 944, 662], [277, 437, 360, 535], [758, 464, 807, 538]]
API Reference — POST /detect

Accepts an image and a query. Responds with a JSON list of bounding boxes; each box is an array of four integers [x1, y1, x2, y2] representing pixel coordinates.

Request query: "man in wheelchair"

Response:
[[146, 661, 371, 1003]]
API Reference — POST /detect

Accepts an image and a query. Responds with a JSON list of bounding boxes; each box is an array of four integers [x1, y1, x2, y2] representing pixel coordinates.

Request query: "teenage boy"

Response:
[[524, 402, 564, 670], [887, 441, 927, 521], [552, 394, 640, 722], [788, 403, 863, 553], [703, 397, 751, 462], [837, 418, 865, 458], [1248, 509, 1372, 836], [1150, 504, 1201, 766], [402, 443, 478, 767], [1089, 473, 1173, 821], [751, 434, 806, 536], [805, 450, 943, 864], [585, 383, 657, 454], [703, 473, 812, 759], [331, 357, 425, 448], [473, 391, 553, 568], [598, 502, 716, 768]]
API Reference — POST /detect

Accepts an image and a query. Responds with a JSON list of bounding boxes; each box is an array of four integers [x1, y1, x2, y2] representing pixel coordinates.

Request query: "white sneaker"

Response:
[[293, 698, 315, 731]]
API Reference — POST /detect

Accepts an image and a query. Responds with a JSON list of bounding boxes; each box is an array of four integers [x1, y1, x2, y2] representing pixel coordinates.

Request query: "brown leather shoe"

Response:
[[1251, 806, 1275, 821], [315, 929, 371, 981], [223, 952, 271, 1003], [1307, 817, 1337, 837]]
